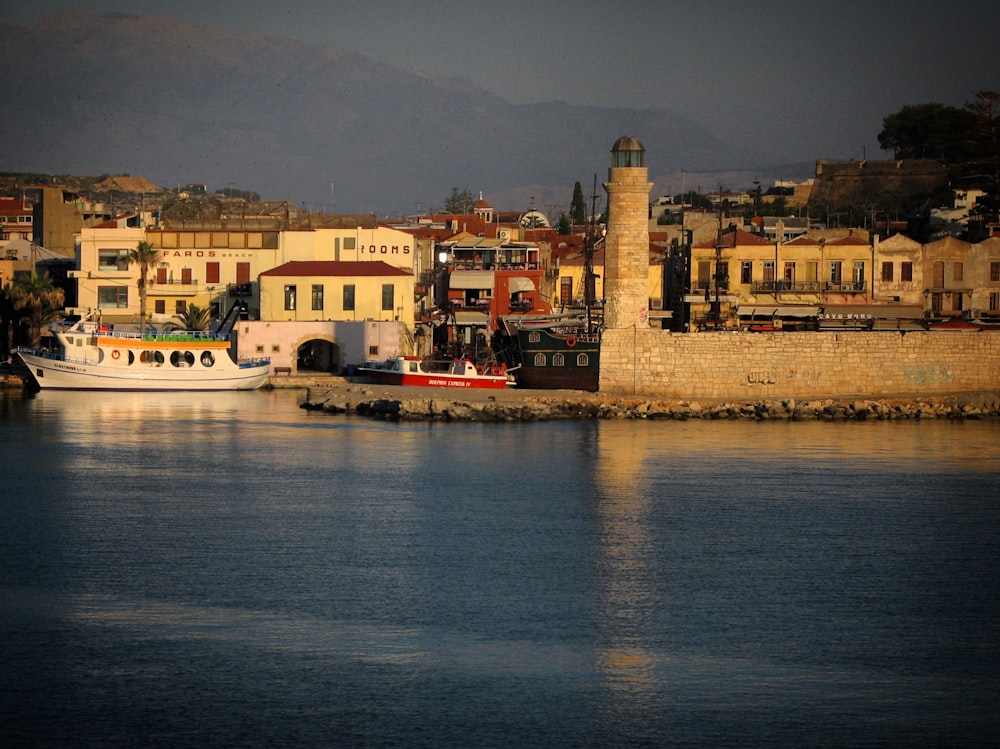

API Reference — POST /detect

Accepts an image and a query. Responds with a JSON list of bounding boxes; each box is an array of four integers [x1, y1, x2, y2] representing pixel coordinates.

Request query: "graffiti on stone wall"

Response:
[[747, 371, 777, 385], [903, 364, 954, 385]]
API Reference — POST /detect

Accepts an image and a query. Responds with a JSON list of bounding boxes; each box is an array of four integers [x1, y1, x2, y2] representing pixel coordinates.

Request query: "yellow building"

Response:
[[553, 241, 665, 314], [873, 233, 924, 307], [71, 221, 419, 326], [690, 228, 876, 328], [70, 221, 149, 323], [258, 261, 414, 323]]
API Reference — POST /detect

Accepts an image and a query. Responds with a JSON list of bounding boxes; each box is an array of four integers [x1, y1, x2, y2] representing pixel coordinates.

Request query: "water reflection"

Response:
[[592, 422, 658, 696]]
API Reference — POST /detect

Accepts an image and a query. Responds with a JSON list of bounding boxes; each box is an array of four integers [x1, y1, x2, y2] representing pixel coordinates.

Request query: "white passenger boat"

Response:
[[15, 303, 271, 391]]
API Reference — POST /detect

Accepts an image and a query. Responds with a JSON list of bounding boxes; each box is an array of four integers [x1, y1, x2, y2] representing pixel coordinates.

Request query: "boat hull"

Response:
[[16, 350, 271, 391], [510, 328, 600, 392], [361, 369, 509, 389], [359, 356, 510, 389]]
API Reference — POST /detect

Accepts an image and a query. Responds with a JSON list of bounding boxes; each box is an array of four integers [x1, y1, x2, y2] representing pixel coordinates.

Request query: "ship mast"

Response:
[[584, 174, 600, 335]]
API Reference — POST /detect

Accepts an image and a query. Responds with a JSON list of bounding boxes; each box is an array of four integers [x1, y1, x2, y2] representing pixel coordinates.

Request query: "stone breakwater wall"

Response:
[[309, 392, 1000, 422], [599, 328, 1000, 399]]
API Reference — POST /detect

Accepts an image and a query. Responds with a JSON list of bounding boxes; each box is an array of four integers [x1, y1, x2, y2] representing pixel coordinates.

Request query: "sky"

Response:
[[8, 0, 1000, 166]]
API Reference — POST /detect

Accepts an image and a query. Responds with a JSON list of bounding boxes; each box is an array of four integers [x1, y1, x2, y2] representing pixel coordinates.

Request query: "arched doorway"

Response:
[[295, 337, 341, 374]]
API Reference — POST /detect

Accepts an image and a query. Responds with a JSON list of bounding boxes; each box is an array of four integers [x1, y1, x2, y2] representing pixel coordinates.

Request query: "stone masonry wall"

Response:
[[599, 328, 1000, 399]]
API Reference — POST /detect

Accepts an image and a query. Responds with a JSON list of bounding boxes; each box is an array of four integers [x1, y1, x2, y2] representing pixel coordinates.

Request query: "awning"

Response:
[[507, 276, 535, 293], [737, 305, 818, 318], [822, 305, 924, 319], [450, 270, 494, 289], [454, 310, 490, 326]]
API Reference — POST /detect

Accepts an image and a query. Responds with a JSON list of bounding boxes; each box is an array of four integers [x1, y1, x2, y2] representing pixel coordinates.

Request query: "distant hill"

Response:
[[0, 10, 810, 215]]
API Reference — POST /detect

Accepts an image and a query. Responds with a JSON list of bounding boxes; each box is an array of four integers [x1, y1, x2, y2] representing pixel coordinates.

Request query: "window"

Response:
[[181, 267, 193, 285], [762, 261, 775, 283], [381, 284, 394, 312], [881, 262, 893, 282], [560, 277, 573, 305], [576, 353, 590, 367], [206, 261, 220, 284], [990, 261, 1000, 284], [236, 262, 251, 285], [284, 285, 297, 311], [343, 284, 355, 311], [933, 261, 945, 288], [175, 300, 187, 314], [98, 249, 129, 271], [97, 286, 128, 308], [533, 353, 545, 366], [783, 262, 795, 286], [553, 353, 565, 366], [901, 262, 913, 282], [344, 237, 357, 250], [953, 262, 964, 282], [852, 261, 865, 287], [312, 284, 324, 311], [829, 261, 842, 285], [990, 292, 999, 312], [697, 261, 711, 290], [156, 267, 167, 284], [740, 261, 752, 284], [805, 261, 818, 283], [155, 299, 165, 314]]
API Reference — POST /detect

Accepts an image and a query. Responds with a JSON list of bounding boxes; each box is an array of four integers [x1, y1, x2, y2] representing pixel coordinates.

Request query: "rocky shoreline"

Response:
[[299, 382, 1000, 422], [6, 368, 997, 422]]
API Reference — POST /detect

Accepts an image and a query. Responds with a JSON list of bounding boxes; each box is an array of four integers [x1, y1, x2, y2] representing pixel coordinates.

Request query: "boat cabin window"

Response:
[[576, 353, 590, 367], [201, 351, 216, 367], [533, 353, 545, 367], [171, 351, 195, 368], [528, 332, 541, 343], [553, 353, 565, 367]]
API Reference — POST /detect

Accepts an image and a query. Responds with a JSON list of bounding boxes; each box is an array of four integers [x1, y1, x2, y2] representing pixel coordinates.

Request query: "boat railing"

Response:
[[238, 357, 271, 369], [75, 325, 229, 343]]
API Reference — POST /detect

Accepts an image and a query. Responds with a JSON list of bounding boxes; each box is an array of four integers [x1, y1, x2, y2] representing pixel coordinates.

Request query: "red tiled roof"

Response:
[[693, 228, 773, 248], [260, 260, 412, 277], [826, 234, 871, 246]]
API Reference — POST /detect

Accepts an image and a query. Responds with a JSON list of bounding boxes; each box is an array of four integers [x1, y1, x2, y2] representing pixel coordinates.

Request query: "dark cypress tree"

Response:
[[570, 182, 587, 225]]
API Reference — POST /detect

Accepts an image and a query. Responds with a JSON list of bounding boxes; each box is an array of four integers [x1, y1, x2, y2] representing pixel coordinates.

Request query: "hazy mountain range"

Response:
[[0, 10, 813, 215]]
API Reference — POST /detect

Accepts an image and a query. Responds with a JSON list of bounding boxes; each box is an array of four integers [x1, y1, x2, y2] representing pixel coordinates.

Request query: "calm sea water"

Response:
[[2, 388, 1000, 748]]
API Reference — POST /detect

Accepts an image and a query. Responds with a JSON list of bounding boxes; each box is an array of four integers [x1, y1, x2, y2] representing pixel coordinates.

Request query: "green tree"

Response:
[[878, 103, 978, 160], [0, 282, 16, 356], [570, 181, 587, 225], [166, 303, 211, 332], [955, 90, 1000, 218], [443, 187, 474, 214], [127, 240, 160, 333], [11, 271, 65, 348], [557, 212, 572, 235]]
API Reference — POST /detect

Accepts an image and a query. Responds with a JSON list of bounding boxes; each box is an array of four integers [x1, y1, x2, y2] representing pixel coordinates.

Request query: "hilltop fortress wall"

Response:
[[599, 328, 1000, 400]]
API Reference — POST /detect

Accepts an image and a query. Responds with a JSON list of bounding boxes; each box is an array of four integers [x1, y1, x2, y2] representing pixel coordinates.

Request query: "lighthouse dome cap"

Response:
[[611, 135, 645, 152]]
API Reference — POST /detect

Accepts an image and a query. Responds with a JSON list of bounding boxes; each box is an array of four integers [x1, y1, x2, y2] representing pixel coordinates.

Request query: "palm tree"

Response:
[[127, 240, 160, 333], [11, 271, 65, 348], [166, 303, 211, 332]]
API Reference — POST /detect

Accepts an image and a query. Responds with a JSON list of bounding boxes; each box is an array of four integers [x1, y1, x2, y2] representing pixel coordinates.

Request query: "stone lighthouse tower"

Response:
[[603, 136, 653, 330]]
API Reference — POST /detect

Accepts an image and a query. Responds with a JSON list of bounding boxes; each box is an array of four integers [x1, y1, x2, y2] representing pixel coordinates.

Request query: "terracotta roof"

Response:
[[825, 234, 871, 246], [694, 228, 772, 248], [260, 260, 412, 277]]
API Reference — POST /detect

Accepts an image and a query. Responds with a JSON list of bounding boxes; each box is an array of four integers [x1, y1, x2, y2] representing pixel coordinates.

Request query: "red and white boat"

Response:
[[359, 356, 510, 389]]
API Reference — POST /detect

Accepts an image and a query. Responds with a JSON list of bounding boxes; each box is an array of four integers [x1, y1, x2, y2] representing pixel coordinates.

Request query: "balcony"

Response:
[[227, 282, 255, 297], [751, 280, 866, 294]]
